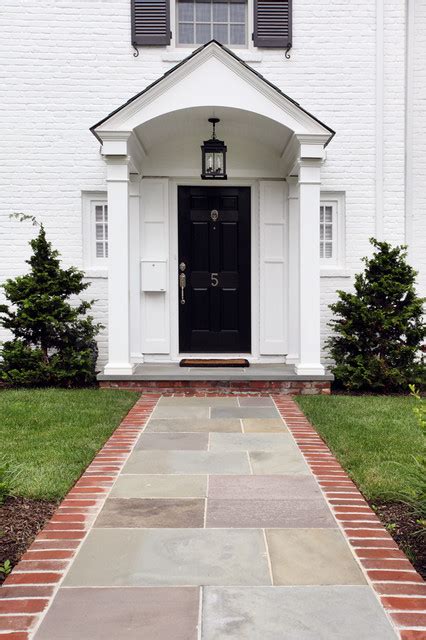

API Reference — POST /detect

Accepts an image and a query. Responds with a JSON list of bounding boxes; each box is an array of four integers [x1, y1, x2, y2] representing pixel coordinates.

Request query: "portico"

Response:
[[91, 41, 334, 382]]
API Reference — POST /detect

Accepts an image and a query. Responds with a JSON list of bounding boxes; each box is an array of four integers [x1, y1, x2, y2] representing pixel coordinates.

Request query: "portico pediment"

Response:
[[91, 40, 334, 145]]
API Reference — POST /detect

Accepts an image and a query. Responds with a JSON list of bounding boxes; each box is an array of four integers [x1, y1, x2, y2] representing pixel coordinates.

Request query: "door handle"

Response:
[[179, 264, 186, 305]]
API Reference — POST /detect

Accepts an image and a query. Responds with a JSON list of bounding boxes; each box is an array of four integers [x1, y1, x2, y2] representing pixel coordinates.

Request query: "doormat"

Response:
[[180, 358, 250, 368]]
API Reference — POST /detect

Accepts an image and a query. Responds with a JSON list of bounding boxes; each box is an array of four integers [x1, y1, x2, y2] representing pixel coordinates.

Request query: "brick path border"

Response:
[[272, 395, 426, 640], [0, 394, 160, 639]]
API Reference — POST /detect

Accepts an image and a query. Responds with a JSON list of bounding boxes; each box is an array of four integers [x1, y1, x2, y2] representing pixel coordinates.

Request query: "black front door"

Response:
[[178, 186, 251, 353]]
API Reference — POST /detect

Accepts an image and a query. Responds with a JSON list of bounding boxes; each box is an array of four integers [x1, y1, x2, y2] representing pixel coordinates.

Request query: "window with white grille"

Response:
[[320, 203, 334, 260], [94, 203, 108, 260], [82, 193, 108, 273], [177, 0, 247, 46], [319, 193, 345, 269]]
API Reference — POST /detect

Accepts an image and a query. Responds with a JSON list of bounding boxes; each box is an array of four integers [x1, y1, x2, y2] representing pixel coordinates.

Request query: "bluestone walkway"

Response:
[[33, 395, 398, 639]]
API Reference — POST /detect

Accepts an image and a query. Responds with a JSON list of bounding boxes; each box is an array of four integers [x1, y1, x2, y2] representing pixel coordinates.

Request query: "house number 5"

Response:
[[211, 273, 219, 287]]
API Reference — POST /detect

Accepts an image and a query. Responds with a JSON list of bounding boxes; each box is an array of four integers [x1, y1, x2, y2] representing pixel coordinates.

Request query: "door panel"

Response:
[[178, 186, 251, 353]]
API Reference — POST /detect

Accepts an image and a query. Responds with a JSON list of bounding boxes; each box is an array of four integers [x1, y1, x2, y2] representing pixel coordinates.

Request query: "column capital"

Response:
[[99, 131, 132, 156], [106, 156, 130, 182], [298, 159, 322, 185]]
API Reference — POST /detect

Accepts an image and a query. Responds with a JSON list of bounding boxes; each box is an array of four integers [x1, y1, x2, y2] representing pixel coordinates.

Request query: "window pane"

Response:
[[324, 242, 333, 258], [104, 205, 108, 220], [213, 23, 228, 43], [230, 23, 245, 44], [196, 23, 211, 42], [96, 242, 104, 258], [196, 1, 210, 21], [213, 2, 228, 21], [95, 205, 103, 222], [96, 225, 104, 240], [320, 245, 324, 259], [230, 3, 245, 22], [178, 0, 247, 46], [325, 224, 332, 240], [179, 22, 194, 43], [178, 1, 194, 20]]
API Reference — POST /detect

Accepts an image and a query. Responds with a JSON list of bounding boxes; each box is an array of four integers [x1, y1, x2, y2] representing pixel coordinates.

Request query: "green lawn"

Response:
[[296, 395, 423, 501], [0, 388, 138, 500]]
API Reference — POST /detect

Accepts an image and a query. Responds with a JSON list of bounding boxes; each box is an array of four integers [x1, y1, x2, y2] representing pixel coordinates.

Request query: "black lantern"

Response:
[[201, 118, 227, 180]]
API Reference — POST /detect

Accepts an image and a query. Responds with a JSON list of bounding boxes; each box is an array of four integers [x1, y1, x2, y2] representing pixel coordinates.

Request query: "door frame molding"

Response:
[[169, 178, 260, 361]]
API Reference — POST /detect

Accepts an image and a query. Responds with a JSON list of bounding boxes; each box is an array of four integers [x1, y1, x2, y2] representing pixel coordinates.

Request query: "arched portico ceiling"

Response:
[[91, 40, 335, 145]]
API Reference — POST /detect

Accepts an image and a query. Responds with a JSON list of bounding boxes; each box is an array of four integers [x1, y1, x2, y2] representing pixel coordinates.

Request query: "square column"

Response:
[[286, 176, 300, 364], [296, 157, 325, 375], [103, 155, 134, 375]]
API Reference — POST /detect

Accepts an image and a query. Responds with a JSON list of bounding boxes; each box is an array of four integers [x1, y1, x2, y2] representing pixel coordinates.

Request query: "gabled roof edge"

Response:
[[90, 40, 335, 146]]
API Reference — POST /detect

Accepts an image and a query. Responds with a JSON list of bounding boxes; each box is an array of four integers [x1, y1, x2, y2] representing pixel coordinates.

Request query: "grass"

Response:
[[295, 395, 423, 502], [0, 388, 138, 501]]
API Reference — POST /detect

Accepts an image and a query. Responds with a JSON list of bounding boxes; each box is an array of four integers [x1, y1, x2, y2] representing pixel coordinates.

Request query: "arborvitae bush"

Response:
[[327, 238, 425, 392], [0, 224, 101, 387]]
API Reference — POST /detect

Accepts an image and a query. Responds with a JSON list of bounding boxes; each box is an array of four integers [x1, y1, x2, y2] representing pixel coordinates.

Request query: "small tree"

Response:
[[0, 224, 101, 387], [327, 238, 425, 392]]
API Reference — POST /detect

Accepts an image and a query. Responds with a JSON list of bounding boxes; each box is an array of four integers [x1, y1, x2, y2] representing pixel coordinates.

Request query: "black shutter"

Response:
[[131, 0, 171, 46], [253, 0, 292, 48]]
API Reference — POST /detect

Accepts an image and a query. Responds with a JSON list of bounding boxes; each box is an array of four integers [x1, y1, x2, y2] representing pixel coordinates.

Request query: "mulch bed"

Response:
[[374, 501, 426, 579], [0, 496, 57, 583]]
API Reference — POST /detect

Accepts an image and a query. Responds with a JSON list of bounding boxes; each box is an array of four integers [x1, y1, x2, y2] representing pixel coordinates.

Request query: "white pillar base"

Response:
[[295, 363, 326, 376], [103, 363, 136, 376]]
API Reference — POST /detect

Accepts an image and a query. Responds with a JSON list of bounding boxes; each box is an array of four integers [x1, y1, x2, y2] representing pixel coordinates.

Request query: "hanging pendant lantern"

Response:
[[201, 118, 227, 180]]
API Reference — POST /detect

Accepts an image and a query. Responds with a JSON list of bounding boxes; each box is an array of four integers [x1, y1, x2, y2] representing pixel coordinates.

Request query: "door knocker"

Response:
[[210, 209, 219, 222]]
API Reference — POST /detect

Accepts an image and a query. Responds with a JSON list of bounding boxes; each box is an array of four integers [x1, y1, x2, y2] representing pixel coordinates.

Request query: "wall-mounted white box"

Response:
[[141, 260, 167, 292]]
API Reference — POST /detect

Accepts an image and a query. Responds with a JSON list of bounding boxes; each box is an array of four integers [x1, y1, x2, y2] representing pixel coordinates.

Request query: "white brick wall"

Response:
[[0, 0, 424, 366]]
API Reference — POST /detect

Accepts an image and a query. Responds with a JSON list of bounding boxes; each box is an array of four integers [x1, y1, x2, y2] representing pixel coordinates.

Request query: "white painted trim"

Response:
[[375, 0, 384, 239], [168, 178, 260, 361]]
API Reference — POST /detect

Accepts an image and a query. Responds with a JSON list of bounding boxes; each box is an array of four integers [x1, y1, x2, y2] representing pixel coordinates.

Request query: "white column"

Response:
[[286, 176, 299, 364], [296, 157, 325, 375], [103, 155, 135, 375], [129, 174, 142, 362]]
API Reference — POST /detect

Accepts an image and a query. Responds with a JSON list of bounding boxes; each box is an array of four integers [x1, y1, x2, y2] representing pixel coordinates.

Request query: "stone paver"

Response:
[[32, 395, 399, 639], [202, 587, 396, 639]]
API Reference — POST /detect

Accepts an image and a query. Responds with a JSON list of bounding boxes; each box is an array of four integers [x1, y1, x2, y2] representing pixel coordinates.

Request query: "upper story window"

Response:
[[131, 0, 291, 50], [177, 0, 247, 47]]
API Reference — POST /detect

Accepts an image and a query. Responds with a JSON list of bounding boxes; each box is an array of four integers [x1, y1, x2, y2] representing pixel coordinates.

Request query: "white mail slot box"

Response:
[[140, 260, 167, 292]]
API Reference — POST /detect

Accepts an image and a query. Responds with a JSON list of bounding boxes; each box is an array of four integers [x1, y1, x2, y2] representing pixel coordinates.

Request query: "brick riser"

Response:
[[99, 380, 331, 395], [272, 395, 426, 640]]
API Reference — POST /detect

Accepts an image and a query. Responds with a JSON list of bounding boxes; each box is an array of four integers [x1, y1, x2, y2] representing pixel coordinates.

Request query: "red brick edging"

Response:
[[272, 395, 426, 640], [0, 395, 160, 639]]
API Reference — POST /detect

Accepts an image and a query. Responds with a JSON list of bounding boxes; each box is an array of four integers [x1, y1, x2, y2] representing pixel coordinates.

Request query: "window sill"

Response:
[[162, 48, 263, 63], [320, 268, 351, 278], [84, 268, 108, 279]]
